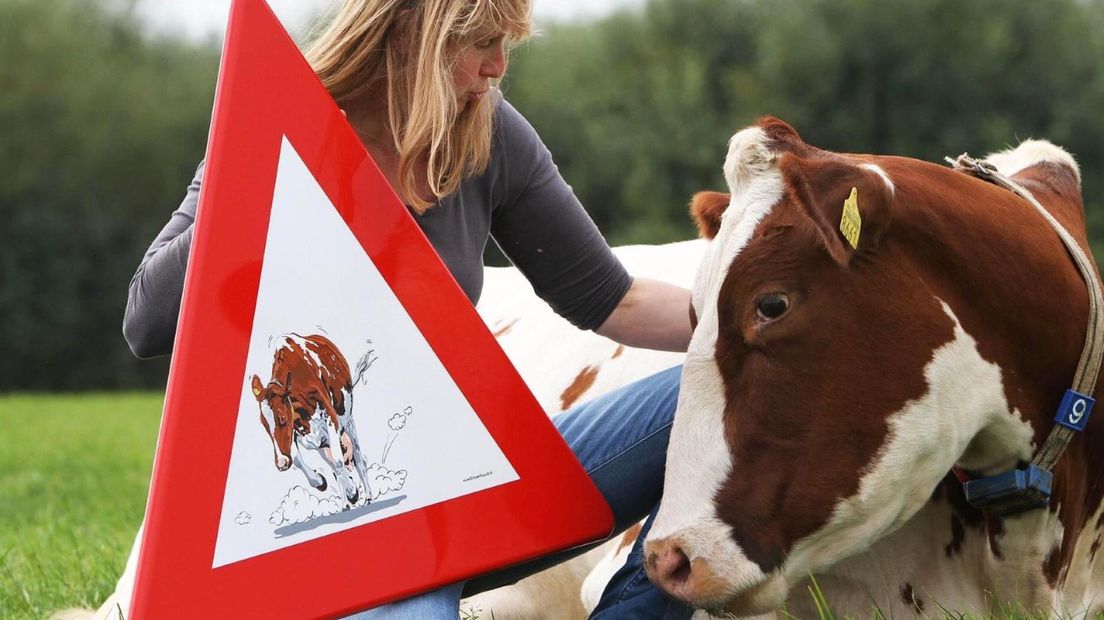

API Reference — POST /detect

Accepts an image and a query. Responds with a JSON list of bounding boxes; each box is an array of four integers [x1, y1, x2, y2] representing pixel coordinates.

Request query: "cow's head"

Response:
[[251, 373, 296, 471], [644, 118, 1051, 614]]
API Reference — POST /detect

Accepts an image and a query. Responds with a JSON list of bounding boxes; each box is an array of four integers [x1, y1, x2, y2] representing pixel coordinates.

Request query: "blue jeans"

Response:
[[344, 364, 692, 619]]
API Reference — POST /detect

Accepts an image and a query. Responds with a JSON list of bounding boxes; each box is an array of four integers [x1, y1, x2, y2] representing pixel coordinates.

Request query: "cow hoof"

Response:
[[347, 489, 359, 504], [313, 476, 328, 492]]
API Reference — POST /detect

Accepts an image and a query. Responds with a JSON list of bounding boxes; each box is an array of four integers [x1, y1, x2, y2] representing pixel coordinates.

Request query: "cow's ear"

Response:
[[690, 191, 731, 240], [251, 375, 264, 400], [779, 154, 893, 266]]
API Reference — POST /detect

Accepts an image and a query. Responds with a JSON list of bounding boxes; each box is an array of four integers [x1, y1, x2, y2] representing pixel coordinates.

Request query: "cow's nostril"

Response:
[[668, 547, 691, 584], [646, 539, 693, 598]]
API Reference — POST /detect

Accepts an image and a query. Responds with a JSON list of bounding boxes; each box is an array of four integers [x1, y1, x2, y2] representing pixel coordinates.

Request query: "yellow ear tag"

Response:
[[839, 187, 862, 250]]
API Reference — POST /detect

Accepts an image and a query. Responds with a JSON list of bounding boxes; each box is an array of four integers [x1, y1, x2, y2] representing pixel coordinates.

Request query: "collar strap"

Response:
[[946, 154, 1101, 516]]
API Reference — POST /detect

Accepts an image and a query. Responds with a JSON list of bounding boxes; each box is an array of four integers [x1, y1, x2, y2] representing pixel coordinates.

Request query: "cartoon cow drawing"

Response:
[[250, 333, 372, 506]]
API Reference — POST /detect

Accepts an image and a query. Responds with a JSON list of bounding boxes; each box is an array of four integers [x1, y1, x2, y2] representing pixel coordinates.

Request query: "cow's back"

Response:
[[465, 240, 703, 619], [303, 334, 353, 413], [478, 241, 703, 415]]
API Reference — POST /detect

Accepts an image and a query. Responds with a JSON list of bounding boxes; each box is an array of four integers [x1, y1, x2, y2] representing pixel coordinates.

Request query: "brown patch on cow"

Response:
[[687, 121, 1099, 586], [778, 154, 895, 265], [611, 345, 625, 360], [690, 191, 730, 240], [900, 583, 924, 613], [1043, 547, 1063, 588], [758, 116, 814, 158], [708, 155, 958, 573], [493, 319, 518, 338], [616, 522, 643, 555], [945, 515, 966, 557], [560, 365, 599, 411]]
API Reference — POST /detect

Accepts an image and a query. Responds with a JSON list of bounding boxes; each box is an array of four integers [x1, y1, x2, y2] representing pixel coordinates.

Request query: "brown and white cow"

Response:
[[644, 118, 1103, 617], [251, 333, 372, 506]]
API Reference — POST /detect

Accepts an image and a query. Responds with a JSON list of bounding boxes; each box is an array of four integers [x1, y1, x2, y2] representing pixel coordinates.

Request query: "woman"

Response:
[[123, 0, 693, 617]]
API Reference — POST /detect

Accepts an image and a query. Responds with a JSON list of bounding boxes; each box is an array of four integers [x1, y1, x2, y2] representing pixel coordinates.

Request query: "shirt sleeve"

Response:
[[122, 161, 203, 358], [489, 100, 632, 331]]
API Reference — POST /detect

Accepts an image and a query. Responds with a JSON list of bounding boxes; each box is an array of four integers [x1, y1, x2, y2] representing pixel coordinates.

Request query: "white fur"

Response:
[[478, 241, 702, 414], [462, 241, 701, 618], [580, 537, 637, 612], [784, 302, 1034, 581], [986, 139, 1081, 185], [861, 162, 896, 196], [1066, 499, 1104, 614], [648, 126, 786, 604]]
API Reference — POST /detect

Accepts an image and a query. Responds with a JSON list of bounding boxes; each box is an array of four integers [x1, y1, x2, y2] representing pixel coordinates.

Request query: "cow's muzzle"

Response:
[[644, 533, 784, 616], [275, 454, 291, 471]]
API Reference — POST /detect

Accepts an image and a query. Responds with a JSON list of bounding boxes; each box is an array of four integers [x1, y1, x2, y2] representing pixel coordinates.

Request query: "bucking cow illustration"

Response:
[[250, 334, 372, 506]]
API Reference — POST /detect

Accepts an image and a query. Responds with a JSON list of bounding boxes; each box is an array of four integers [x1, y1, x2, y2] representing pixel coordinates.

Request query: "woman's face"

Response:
[[452, 32, 507, 106]]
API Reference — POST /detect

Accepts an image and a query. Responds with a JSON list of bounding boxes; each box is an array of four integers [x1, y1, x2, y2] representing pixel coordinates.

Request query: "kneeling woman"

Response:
[[120, 0, 694, 617]]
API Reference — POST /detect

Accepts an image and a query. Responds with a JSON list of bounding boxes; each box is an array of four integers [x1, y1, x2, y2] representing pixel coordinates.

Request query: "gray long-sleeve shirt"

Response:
[[123, 99, 632, 358]]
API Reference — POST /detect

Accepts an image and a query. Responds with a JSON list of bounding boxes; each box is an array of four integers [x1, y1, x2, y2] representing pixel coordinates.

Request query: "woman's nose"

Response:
[[481, 43, 506, 78]]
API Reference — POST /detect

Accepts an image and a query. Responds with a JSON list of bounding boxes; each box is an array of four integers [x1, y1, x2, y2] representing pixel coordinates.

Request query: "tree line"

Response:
[[3, 0, 1102, 390]]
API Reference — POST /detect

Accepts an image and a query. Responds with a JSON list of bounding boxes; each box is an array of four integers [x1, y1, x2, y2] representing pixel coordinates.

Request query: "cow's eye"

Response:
[[756, 293, 789, 321]]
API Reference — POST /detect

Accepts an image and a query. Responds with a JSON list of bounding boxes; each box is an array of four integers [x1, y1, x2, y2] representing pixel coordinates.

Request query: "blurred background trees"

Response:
[[3, 0, 1102, 390], [2, 0, 216, 389]]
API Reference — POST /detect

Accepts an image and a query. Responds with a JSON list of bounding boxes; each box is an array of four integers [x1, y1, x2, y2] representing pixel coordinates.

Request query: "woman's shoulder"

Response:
[[492, 95, 545, 152], [488, 94, 553, 180]]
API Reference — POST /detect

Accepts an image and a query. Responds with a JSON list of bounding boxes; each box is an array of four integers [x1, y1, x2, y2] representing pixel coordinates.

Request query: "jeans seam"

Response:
[[615, 564, 650, 604], [583, 420, 673, 477]]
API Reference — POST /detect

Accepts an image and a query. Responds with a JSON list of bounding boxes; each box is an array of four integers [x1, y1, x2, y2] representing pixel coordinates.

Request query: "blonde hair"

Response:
[[305, 0, 533, 212]]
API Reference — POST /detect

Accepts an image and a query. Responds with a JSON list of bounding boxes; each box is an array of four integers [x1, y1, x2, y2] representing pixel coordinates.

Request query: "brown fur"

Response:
[[251, 334, 352, 464], [560, 365, 600, 411], [702, 117, 1100, 595], [689, 191, 730, 240]]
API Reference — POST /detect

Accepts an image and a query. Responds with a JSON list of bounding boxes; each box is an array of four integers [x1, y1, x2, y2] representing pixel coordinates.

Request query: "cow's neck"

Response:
[[799, 478, 1067, 615], [885, 164, 1102, 601]]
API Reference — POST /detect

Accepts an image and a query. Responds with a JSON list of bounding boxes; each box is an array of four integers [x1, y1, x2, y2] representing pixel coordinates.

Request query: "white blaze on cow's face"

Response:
[[252, 374, 293, 471], [646, 126, 788, 611]]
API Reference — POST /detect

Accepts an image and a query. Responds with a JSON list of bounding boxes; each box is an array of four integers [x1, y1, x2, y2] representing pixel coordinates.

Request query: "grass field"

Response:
[[1, 394, 1099, 620], [0, 393, 162, 620]]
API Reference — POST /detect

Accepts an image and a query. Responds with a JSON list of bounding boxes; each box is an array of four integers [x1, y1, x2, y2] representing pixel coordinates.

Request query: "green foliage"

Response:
[[0, 392, 161, 619], [0, 0, 217, 390], [507, 0, 1104, 254]]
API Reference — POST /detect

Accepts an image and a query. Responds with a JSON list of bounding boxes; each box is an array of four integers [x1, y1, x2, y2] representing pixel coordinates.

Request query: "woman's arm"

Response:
[[489, 100, 691, 352], [596, 278, 691, 352], [122, 161, 204, 358]]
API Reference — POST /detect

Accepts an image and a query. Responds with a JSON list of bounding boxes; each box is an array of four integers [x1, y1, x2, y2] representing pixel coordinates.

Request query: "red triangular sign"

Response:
[[130, 1, 613, 616]]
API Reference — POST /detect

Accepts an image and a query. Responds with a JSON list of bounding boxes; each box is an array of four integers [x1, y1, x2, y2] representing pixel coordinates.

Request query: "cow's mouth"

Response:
[[715, 572, 787, 617]]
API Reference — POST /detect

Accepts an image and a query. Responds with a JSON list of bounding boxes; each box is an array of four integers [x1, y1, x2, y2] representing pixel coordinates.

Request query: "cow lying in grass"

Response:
[[642, 118, 1103, 618], [469, 119, 1104, 619]]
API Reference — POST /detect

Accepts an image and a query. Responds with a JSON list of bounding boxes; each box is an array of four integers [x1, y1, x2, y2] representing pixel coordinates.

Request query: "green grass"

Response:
[[783, 575, 1104, 620], [2, 394, 1101, 620], [0, 393, 162, 620]]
